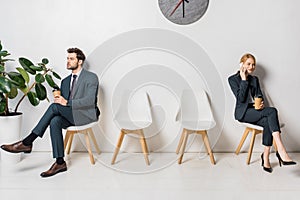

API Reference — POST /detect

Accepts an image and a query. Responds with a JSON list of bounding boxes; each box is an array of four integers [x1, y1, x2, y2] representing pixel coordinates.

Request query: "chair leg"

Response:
[[178, 129, 189, 164], [247, 130, 258, 165], [88, 128, 101, 154], [138, 130, 150, 165], [64, 131, 71, 150], [111, 130, 125, 165], [141, 130, 150, 156], [84, 131, 95, 165], [66, 133, 75, 155], [235, 128, 250, 155], [176, 129, 185, 154], [201, 130, 216, 165], [199, 131, 210, 155]]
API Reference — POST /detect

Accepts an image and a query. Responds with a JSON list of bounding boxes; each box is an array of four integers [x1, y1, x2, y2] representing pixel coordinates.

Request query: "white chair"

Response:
[[64, 121, 101, 165], [235, 89, 281, 164], [176, 89, 216, 165], [111, 90, 152, 165]]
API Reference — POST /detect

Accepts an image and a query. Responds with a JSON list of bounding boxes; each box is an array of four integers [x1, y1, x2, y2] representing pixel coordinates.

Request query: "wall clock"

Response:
[[158, 0, 209, 25]]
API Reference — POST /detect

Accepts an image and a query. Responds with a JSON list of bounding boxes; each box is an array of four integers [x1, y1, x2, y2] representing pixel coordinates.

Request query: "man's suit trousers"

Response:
[[32, 103, 74, 158]]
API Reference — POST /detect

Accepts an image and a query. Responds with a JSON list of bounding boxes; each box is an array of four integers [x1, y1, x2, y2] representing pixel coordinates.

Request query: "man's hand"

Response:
[[54, 95, 68, 106]]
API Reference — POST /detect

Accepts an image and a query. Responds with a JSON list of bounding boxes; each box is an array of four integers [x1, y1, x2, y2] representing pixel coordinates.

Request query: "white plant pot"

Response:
[[0, 113, 23, 164]]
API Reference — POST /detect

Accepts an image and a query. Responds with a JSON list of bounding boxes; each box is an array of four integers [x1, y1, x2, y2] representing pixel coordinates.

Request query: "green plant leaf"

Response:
[[16, 67, 30, 84], [7, 72, 26, 88], [30, 65, 43, 71], [0, 64, 4, 72], [0, 50, 10, 57], [0, 76, 11, 93], [0, 101, 6, 114], [0, 58, 14, 62], [35, 73, 45, 83], [45, 74, 56, 88], [19, 86, 28, 94], [8, 79, 22, 87], [19, 57, 36, 75], [8, 86, 18, 99], [0, 42, 2, 51], [35, 83, 47, 100], [0, 93, 6, 114], [42, 58, 49, 64], [52, 71, 61, 80], [27, 91, 40, 106]]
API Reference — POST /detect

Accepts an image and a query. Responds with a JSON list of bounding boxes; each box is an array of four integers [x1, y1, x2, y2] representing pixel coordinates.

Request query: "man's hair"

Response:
[[67, 48, 86, 63]]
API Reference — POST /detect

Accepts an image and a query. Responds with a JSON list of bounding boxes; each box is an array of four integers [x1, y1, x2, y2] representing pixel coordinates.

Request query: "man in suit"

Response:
[[1, 48, 100, 177]]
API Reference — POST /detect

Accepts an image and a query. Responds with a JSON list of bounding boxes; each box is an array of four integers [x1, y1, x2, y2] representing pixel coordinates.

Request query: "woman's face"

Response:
[[243, 58, 256, 74]]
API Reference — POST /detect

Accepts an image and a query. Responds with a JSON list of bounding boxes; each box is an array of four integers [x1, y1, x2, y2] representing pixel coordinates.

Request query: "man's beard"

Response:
[[68, 64, 79, 70]]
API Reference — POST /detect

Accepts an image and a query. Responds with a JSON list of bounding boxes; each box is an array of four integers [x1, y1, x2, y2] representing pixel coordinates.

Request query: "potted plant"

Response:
[[0, 41, 61, 163]]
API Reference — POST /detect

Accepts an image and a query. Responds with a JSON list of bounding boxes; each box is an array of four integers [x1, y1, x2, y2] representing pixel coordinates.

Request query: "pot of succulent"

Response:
[[0, 41, 61, 164]]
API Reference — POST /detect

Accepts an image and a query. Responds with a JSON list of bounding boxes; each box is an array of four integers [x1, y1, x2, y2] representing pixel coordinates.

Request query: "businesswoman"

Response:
[[228, 53, 296, 173]]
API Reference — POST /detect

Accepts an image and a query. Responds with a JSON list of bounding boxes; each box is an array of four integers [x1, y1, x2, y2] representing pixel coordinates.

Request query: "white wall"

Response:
[[1, 0, 299, 153]]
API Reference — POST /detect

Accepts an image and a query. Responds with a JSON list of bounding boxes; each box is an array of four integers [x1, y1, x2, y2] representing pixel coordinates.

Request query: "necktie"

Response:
[[69, 74, 77, 100]]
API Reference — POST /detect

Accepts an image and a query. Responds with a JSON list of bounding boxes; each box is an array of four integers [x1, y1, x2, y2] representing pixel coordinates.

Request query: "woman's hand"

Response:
[[54, 95, 68, 106], [259, 101, 265, 110], [240, 63, 248, 80], [240, 62, 248, 81]]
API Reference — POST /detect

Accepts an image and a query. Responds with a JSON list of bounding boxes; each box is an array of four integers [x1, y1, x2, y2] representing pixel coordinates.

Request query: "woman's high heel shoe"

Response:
[[261, 153, 273, 173], [275, 151, 297, 167]]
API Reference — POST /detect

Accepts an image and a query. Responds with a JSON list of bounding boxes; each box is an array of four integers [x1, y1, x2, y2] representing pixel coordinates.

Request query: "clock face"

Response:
[[158, 0, 209, 25]]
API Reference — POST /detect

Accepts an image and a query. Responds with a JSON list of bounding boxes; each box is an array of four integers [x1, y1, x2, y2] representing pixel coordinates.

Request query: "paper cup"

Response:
[[254, 97, 262, 110]]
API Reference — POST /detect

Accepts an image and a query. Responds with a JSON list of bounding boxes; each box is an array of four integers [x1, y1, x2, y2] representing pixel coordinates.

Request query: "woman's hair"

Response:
[[240, 53, 256, 65], [67, 47, 86, 63]]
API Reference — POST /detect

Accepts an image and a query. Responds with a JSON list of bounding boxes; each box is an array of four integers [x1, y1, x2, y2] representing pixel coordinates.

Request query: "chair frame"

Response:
[[111, 91, 151, 165], [64, 125, 100, 165], [176, 128, 215, 165], [175, 89, 216, 165], [235, 125, 277, 165], [111, 129, 150, 165]]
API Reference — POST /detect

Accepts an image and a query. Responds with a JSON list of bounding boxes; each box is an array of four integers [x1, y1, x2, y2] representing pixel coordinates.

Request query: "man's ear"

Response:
[[78, 60, 83, 65]]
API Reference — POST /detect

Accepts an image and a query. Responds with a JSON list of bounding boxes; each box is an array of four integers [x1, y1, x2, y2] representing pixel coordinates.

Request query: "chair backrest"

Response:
[[113, 90, 152, 129], [178, 89, 216, 129]]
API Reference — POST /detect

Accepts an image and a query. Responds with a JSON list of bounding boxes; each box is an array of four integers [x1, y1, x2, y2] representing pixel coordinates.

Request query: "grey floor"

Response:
[[1, 152, 300, 200]]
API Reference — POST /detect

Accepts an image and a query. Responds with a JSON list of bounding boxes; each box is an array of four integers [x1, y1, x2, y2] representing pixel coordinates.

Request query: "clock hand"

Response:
[[169, 0, 184, 17], [182, 0, 189, 18]]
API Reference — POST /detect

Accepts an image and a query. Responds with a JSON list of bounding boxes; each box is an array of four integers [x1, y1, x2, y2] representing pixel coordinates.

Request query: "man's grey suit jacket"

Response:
[[61, 68, 100, 125]]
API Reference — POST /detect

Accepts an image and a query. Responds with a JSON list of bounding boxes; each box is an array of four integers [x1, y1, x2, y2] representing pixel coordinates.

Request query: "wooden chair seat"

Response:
[[64, 122, 100, 165]]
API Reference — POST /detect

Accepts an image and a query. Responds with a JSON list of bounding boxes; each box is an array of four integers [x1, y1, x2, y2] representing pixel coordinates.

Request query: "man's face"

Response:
[[67, 53, 81, 70]]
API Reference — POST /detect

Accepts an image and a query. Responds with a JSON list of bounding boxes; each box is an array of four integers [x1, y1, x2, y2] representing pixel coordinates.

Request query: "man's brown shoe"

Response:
[[1, 141, 32, 153], [40, 162, 67, 178]]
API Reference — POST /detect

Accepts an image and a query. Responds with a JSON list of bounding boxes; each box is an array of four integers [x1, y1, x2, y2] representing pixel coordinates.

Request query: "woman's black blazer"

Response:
[[228, 72, 263, 121]]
